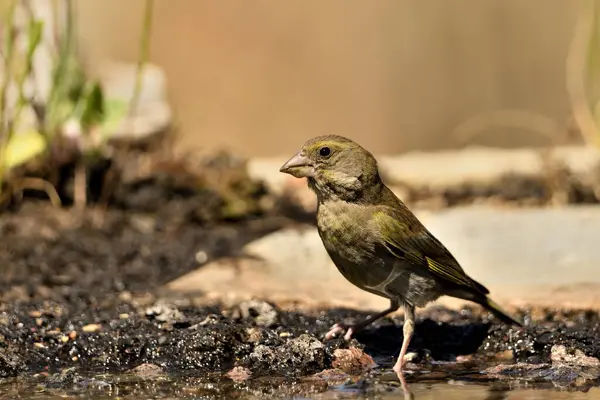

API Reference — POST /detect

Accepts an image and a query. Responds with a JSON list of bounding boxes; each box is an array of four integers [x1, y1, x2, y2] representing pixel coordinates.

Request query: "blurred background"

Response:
[[71, 0, 585, 156], [3, 3, 600, 395]]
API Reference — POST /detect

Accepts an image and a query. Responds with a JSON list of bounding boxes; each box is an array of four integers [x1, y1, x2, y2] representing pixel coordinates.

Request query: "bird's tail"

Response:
[[479, 296, 523, 327]]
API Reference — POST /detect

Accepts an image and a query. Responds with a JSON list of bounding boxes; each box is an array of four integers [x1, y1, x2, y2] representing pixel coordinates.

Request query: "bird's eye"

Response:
[[319, 146, 331, 157]]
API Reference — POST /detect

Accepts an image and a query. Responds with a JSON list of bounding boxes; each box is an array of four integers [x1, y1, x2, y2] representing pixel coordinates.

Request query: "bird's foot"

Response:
[[393, 353, 419, 375], [392, 360, 405, 376], [324, 323, 355, 341]]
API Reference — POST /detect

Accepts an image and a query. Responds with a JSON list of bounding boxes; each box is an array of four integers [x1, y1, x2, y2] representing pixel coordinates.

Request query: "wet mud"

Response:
[[1, 285, 600, 394]]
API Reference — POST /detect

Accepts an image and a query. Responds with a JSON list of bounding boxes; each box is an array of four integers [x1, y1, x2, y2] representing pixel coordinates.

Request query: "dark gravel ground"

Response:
[[1, 151, 600, 397], [1, 291, 600, 395]]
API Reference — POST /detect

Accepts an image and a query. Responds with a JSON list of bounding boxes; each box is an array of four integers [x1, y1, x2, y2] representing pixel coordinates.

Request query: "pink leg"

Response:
[[397, 370, 414, 400], [393, 303, 415, 375], [324, 300, 399, 340]]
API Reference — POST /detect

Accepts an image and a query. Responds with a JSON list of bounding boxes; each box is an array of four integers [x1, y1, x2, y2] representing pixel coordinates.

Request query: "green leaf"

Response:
[[80, 81, 105, 129], [26, 20, 43, 61], [99, 97, 129, 141], [2, 130, 47, 169]]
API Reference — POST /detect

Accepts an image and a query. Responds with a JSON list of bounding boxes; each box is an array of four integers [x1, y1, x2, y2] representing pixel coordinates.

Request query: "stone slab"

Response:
[[166, 206, 600, 311], [247, 145, 600, 193]]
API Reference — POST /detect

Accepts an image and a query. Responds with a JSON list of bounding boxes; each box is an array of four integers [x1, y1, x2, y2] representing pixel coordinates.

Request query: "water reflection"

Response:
[[389, 384, 600, 400], [484, 386, 509, 400], [1, 374, 599, 399]]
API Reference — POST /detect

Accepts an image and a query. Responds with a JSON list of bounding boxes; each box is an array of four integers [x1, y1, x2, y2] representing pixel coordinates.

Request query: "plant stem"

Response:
[[0, 0, 19, 193], [129, 0, 155, 115], [13, 177, 62, 207], [45, 0, 73, 138], [9, 18, 43, 142]]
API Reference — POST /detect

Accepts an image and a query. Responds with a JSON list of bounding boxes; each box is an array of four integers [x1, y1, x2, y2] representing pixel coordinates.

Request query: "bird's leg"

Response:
[[393, 303, 415, 376], [325, 299, 399, 340]]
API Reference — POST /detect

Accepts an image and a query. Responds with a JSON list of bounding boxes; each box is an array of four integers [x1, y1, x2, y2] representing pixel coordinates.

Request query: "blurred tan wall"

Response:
[[75, 0, 581, 157]]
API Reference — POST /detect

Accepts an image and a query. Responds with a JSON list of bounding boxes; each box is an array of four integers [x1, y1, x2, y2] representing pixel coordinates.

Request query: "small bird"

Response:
[[279, 135, 522, 376]]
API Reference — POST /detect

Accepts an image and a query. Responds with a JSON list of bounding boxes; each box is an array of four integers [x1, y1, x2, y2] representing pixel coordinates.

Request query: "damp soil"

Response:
[[1, 150, 600, 398], [1, 295, 600, 398]]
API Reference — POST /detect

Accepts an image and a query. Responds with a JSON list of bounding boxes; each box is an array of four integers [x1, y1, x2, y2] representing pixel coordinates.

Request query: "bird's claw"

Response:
[[344, 327, 354, 341], [393, 357, 416, 375], [392, 361, 405, 375], [324, 323, 354, 340]]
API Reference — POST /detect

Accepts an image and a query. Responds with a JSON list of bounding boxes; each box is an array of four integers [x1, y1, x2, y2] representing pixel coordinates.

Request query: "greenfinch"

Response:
[[279, 135, 522, 376]]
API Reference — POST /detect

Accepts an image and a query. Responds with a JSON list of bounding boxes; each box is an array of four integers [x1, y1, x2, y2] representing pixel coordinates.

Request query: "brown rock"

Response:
[[311, 368, 351, 383], [129, 363, 165, 378], [455, 354, 476, 364], [550, 345, 600, 367], [493, 350, 514, 361], [229, 299, 279, 327], [484, 362, 549, 375], [331, 347, 377, 375]]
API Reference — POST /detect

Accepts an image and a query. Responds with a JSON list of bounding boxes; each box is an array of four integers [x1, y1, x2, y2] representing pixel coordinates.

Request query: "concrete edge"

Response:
[[247, 145, 600, 193]]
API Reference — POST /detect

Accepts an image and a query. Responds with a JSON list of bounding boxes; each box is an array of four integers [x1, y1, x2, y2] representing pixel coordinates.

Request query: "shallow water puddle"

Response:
[[1, 372, 598, 399]]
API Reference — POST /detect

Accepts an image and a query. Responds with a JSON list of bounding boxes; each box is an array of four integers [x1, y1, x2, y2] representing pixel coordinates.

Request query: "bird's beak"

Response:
[[279, 152, 315, 178]]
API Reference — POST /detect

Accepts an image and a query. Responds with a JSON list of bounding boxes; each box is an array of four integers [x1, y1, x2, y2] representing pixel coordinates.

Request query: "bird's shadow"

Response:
[[352, 318, 491, 362]]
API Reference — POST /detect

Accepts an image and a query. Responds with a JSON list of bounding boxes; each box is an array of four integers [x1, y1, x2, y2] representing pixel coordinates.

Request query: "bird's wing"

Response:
[[372, 207, 489, 295]]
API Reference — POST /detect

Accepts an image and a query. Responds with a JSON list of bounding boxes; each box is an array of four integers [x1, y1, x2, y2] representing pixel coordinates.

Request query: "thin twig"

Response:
[[73, 161, 86, 208], [8, 18, 43, 143], [13, 176, 62, 207], [99, 0, 155, 208], [44, 0, 73, 138], [129, 0, 155, 115]]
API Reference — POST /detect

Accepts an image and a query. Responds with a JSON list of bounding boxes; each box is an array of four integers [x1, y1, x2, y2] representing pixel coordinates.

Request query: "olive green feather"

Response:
[[373, 208, 489, 295], [281, 134, 522, 327]]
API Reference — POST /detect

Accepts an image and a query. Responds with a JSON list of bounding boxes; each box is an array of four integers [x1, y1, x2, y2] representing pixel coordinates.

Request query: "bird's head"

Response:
[[279, 135, 382, 202]]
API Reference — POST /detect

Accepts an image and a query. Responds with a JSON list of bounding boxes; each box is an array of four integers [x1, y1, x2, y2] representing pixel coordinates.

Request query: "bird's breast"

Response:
[[316, 201, 380, 273]]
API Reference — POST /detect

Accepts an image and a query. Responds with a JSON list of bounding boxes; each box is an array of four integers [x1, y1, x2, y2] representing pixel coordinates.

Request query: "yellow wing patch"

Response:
[[425, 257, 471, 287], [374, 208, 477, 290]]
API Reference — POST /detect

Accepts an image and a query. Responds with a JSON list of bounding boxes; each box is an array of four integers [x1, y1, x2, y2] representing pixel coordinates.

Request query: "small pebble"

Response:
[[404, 352, 419, 363], [311, 368, 351, 382], [195, 251, 208, 264], [82, 324, 101, 333], [129, 363, 165, 377], [226, 366, 252, 382], [494, 350, 514, 361], [119, 291, 133, 302], [245, 327, 262, 343]]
